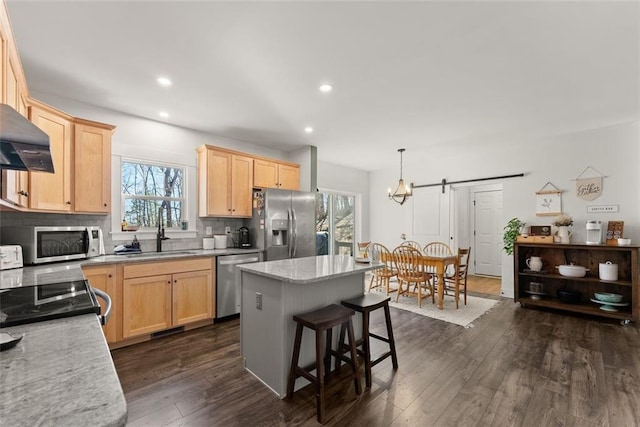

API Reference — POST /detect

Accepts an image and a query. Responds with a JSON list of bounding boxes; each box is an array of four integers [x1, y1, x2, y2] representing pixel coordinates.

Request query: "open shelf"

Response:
[[514, 242, 639, 323], [518, 272, 633, 287]]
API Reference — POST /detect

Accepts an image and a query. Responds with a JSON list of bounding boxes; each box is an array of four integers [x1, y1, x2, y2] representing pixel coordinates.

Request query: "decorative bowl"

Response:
[[556, 264, 588, 277], [123, 225, 139, 232], [594, 292, 623, 303], [557, 289, 582, 304]]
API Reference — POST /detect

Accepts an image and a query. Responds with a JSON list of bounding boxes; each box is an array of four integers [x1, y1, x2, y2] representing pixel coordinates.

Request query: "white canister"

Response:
[[214, 235, 228, 249], [599, 261, 618, 281], [203, 237, 215, 250]]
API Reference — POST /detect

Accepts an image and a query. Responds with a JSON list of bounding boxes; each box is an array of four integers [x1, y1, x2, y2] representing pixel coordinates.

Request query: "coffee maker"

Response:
[[586, 220, 603, 245], [238, 227, 251, 248]]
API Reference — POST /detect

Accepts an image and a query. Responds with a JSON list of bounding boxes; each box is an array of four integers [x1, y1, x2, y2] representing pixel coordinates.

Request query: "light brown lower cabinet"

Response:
[[121, 258, 215, 339], [82, 264, 120, 344]]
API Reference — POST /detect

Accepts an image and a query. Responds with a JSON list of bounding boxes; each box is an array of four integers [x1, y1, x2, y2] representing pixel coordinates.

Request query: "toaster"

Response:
[[0, 245, 24, 270]]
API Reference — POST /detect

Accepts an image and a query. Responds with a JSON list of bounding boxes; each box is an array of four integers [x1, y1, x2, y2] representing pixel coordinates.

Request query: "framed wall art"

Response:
[[536, 182, 562, 216]]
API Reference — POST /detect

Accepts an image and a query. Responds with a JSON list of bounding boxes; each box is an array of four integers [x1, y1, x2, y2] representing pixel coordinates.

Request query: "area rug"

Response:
[[368, 288, 499, 328]]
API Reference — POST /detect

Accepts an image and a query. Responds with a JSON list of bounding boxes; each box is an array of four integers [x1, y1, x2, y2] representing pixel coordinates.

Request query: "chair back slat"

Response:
[[400, 240, 422, 251], [422, 242, 453, 257]]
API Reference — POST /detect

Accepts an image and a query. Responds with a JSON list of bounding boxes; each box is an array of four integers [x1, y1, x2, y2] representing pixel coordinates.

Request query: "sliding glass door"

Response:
[[315, 192, 355, 256]]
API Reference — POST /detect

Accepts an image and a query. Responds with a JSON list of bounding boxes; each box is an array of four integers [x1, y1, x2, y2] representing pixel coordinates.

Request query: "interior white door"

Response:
[[474, 189, 503, 276], [412, 186, 450, 247]]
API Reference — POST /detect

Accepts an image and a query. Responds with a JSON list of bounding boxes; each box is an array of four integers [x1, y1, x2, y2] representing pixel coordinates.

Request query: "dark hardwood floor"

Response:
[[112, 296, 640, 426]]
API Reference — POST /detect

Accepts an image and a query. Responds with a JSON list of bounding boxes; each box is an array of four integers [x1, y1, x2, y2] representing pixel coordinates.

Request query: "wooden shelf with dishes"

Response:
[[514, 242, 639, 323]]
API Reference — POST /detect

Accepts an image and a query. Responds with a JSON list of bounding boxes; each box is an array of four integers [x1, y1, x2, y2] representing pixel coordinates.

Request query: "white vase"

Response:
[[557, 226, 572, 244], [526, 256, 543, 272]]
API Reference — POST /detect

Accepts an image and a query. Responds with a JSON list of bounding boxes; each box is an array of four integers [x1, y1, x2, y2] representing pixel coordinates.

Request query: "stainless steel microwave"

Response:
[[0, 226, 105, 265]]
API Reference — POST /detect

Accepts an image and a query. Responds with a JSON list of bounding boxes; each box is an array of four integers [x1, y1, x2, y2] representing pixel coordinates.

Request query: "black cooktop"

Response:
[[0, 280, 101, 328]]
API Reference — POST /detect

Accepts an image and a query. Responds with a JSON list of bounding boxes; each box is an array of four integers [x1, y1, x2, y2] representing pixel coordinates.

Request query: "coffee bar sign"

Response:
[[574, 166, 605, 201]]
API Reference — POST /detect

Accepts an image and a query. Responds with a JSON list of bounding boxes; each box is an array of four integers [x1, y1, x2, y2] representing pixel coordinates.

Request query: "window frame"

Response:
[[111, 156, 197, 241], [316, 189, 359, 256]]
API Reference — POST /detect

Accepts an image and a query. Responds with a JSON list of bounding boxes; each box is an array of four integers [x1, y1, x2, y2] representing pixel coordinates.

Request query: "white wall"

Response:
[[31, 91, 287, 164], [369, 121, 640, 297]]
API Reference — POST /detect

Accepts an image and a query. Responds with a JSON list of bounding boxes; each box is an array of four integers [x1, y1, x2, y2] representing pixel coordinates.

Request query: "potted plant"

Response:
[[503, 217, 525, 255]]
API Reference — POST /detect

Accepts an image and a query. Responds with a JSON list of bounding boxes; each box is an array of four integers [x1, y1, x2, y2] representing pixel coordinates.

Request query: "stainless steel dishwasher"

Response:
[[216, 252, 262, 319]]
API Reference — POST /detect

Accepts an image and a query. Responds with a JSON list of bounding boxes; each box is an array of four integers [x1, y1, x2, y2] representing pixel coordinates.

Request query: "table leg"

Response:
[[437, 263, 444, 310]]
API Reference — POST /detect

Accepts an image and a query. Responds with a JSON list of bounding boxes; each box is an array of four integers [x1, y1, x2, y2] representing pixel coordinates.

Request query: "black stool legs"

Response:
[[286, 304, 362, 424], [341, 293, 399, 388]]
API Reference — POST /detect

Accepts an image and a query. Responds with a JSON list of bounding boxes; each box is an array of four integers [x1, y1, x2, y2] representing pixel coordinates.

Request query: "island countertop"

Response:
[[237, 255, 380, 284], [0, 314, 127, 426]]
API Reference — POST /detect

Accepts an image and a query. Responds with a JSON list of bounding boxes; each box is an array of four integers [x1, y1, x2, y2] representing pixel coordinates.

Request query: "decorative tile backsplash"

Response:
[[0, 212, 245, 253]]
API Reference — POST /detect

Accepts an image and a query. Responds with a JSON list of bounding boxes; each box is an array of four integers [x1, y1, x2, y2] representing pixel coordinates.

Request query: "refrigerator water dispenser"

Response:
[[271, 219, 288, 246]]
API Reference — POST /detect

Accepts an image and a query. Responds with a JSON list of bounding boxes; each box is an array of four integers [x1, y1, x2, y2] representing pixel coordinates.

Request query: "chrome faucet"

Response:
[[157, 205, 169, 252]]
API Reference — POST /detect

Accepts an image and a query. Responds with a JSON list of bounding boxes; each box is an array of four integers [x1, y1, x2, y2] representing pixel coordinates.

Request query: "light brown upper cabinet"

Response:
[[74, 121, 114, 213], [28, 101, 73, 212], [197, 145, 254, 217], [253, 159, 300, 191], [1, 17, 30, 208]]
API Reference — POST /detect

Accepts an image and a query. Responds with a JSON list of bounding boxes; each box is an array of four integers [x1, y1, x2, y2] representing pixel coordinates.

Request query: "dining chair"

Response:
[[392, 245, 433, 307], [444, 247, 471, 308], [400, 240, 422, 251], [422, 241, 453, 291], [367, 243, 397, 295]]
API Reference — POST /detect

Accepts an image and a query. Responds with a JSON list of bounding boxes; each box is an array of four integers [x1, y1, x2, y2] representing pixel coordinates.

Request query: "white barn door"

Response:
[[412, 186, 450, 247]]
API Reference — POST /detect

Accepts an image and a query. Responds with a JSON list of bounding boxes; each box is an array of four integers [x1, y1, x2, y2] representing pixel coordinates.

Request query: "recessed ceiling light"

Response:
[[318, 83, 333, 93], [159, 111, 169, 118], [156, 77, 172, 87], [304, 126, 314, 133]]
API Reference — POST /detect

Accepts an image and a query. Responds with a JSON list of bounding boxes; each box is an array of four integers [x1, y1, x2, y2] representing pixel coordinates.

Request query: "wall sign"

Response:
[[574, 166, 605, 201], [587, 205, 619, 213]]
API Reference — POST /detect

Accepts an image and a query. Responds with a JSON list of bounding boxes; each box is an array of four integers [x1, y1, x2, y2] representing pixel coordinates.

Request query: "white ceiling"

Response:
[[6, 1, 639, 171]]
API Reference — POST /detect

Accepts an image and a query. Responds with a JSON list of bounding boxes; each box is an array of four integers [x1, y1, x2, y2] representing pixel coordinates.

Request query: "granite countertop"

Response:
[[0, 248, 260, 426], [237, 255, 380, 284], [0, 315, 127, 426], [0, 248, 262, 288]]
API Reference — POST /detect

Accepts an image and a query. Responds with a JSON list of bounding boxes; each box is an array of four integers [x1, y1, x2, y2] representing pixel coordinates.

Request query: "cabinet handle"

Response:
[[66, 201, 71, 205], [104, 203, 108, 207], [19, 190, 29, 197], [168, 281, 171, 284], [108, 274, 112, 278], [174, 280, 177, 283]]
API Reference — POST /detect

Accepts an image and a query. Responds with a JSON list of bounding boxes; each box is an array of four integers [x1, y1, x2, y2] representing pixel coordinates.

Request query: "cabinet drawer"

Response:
[[123, 257, 213, 278], [516, 235, 554, 243]]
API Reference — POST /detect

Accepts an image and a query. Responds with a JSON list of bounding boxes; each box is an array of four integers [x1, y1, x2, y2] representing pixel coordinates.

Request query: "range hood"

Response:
[[0, 104, 54, 173]]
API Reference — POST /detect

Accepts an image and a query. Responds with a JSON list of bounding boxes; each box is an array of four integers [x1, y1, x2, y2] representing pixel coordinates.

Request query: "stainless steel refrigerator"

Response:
[[248, 189, 316, 261]]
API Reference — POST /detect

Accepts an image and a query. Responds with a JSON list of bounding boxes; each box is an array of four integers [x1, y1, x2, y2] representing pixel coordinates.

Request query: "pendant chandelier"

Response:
[[388, 148, 413, 205]]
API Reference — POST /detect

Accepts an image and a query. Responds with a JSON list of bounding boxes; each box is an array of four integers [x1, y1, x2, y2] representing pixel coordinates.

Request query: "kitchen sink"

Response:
[[125, 251, 197, 258]]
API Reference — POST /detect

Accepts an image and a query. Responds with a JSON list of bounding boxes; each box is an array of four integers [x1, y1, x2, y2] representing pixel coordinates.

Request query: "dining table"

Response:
[[381, 251, 459, 310]]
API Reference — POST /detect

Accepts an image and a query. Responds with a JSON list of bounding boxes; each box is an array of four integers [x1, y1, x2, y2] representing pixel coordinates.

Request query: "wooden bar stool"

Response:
[[286, 304, 362, 424], [340, 293, 399, 387]]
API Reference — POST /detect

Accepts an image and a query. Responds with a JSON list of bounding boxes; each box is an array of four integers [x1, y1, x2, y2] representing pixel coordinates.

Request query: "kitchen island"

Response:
[[237, 255, 379, 398]]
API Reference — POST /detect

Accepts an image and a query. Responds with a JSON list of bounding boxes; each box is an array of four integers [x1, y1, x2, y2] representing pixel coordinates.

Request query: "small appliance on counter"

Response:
[[238, 227, 251, 248], [0, 245, 23, 270], [1, 226, 105, 264], [586, 220, 603, 245]]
